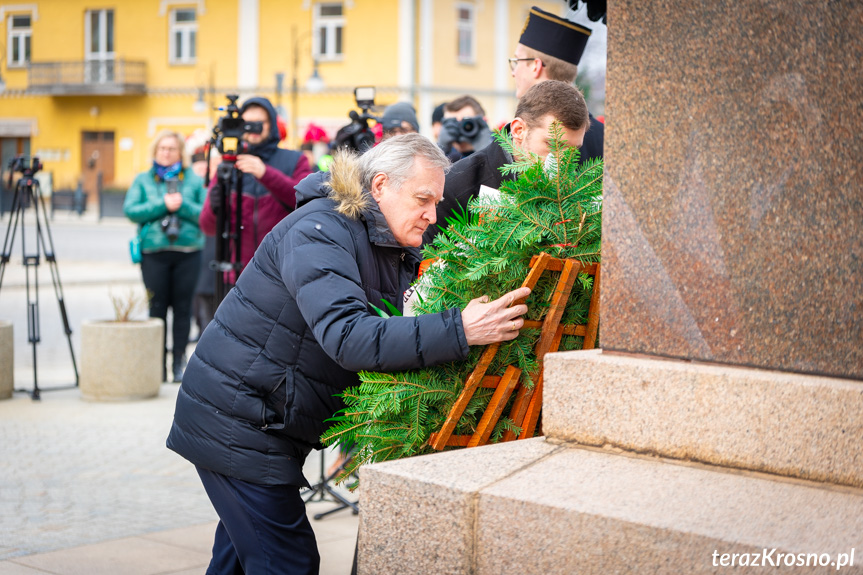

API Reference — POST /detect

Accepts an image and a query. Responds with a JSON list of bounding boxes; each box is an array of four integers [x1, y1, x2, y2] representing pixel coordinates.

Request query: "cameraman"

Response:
[[438, 95, 493, 162], [199, 96, 311, 274], [123, 130, 206, 382]]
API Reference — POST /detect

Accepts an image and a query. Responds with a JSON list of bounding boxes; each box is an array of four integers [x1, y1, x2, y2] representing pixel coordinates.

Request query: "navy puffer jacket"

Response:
[[167, 152, 469, 486]]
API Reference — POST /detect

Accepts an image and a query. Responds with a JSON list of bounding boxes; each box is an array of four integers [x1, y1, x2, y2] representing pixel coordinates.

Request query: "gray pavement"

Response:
[[0, 213, 359, 574]]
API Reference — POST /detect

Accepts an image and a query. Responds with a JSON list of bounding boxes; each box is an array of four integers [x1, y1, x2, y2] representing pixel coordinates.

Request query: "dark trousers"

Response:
[[196, 467, 320, 575], [140, 250, 201, 371]]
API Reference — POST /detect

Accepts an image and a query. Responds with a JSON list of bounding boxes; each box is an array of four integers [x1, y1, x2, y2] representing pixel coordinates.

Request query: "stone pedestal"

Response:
[[80, 319, 164, 401], [359, 352, 863, 574], [358, 0, 863, 571], [0, 321, 12, 400]]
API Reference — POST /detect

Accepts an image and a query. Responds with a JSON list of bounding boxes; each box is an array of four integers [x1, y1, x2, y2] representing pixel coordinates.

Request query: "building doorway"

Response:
[[80, 131, 115, 206], [0, 137, 31, 215]]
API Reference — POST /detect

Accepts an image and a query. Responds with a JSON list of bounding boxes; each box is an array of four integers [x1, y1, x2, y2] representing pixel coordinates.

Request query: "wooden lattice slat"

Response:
[[502, 258, 579, 442], [429, 343, 499, 451], [429, 254, 600, 451], [467, 365, 522, 447]]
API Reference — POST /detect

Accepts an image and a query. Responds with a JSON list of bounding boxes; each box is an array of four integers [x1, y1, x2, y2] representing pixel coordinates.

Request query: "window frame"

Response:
[[84, 9, 115, 83], [7, 13, 32, 68], [168, 7, 198, 65], [312, 2, 345, 62], [456, 2, 476, 65], [84, 9, 115, 61]]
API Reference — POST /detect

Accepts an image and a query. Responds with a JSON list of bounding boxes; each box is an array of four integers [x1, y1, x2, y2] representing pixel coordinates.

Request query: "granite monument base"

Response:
[[358, 351, 863, 574]]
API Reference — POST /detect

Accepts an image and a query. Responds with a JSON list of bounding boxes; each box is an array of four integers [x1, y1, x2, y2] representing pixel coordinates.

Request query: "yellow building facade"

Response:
[[0, 0, 562, 204]]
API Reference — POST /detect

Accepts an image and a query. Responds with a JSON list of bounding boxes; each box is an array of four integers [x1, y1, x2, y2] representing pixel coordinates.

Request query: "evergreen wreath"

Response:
[[321, 123, 603, 482]]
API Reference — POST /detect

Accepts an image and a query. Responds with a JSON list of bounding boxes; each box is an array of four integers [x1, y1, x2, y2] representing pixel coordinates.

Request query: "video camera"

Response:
[[331, 87, 380, 153], [211, 94, 264, 157], [7, 156, 42, 188], [8, 156, 42, 176]]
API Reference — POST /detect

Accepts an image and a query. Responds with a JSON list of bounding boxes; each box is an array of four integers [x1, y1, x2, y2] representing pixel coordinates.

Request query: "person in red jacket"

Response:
[[199, 96, 311, 286]]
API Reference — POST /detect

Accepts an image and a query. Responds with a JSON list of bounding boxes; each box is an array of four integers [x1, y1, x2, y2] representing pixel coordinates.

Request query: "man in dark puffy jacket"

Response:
[[200, 96, 311, 280], [167, 133, 530, 574]]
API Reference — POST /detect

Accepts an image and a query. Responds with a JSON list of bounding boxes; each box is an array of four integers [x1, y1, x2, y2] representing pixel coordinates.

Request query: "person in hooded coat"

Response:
[[199, 96, 311, 278], [167, 134, 531, 574]]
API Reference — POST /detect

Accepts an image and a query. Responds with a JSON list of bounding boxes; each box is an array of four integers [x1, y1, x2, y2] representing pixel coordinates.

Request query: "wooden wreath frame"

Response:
[[429, 253, 600, 450]]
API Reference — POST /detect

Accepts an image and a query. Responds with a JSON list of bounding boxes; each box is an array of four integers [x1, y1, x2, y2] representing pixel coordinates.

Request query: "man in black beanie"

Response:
[[509, 5, 603, 164]]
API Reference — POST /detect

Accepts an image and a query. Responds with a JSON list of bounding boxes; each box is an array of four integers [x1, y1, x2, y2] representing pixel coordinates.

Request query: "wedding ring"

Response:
[[510, 320, 517, 331]]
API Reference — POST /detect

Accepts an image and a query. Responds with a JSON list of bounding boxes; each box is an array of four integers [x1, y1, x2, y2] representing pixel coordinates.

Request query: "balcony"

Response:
[[27, 59, 146, 96]]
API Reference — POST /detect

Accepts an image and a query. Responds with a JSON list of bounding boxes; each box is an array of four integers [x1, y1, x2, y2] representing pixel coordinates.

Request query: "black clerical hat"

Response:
[[518, 6, 592, 65]]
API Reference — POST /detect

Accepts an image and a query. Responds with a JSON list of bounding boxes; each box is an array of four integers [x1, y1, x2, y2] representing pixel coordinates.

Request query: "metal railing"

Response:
[[28, 60, 146, 95]]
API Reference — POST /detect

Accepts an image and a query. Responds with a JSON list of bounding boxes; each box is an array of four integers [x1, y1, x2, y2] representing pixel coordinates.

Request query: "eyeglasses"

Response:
[[508, 57, 536, 72]]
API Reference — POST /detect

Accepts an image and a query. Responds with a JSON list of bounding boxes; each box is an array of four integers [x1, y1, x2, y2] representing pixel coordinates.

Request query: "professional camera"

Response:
[[440, 116, 488, 143], [331, 87, 380, 153], [160, 179, 181, 243], [211, 94, 264, 157], [8, 156, 42, 176], [438, 115, 493, 155], [6, 156, 42, 189]]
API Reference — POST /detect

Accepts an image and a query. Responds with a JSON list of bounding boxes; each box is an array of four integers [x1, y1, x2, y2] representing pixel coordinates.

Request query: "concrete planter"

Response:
[[0, 321, 12, 400], [80, 318, 164, 401]]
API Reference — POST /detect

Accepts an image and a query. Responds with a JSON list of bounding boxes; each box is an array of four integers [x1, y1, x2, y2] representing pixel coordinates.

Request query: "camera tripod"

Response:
[[211, 159, 244, 305], [301, 447, 359, 520], [0, 161, 79, 400]]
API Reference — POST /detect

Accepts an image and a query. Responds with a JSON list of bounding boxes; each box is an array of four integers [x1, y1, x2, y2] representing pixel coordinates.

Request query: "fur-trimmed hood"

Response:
[[294, 151, 404, 248], [295, 150, 368, 217]]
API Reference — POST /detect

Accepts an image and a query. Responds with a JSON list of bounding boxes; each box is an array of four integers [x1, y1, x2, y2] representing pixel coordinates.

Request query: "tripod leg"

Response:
[[27, 297, 40, 401], [0, 184, 25, 289], [313, 501, 353, 521], [301, 447, 331, 504], [212, 162, 238, 306], [22, 185, 42, 400], [305, 448, 359, 520], [34, 185, 79, 386], [234, 170, 243, 280]]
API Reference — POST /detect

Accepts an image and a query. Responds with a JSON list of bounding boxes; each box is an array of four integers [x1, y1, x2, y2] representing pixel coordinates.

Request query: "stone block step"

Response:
[[359, 438, 863, 574], [544, 349, 863, 488]]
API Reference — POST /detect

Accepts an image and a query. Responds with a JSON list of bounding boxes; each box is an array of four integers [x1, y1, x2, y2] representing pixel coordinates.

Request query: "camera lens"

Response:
[[162, 215, 181, 243], [459, 118, 479, 139]]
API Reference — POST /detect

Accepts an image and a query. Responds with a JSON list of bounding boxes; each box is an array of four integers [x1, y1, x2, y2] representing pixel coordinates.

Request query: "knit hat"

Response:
[[431, 102, 446, 125], [381, 102, 420, 132]]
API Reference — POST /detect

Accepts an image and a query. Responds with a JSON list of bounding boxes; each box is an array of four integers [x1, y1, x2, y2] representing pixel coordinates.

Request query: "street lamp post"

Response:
[[275, 72, 285, 119], [290, 25, 325, 148]]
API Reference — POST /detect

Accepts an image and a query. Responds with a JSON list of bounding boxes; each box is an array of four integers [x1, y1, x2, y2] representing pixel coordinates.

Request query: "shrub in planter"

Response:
[[80, 289, 163, 401]]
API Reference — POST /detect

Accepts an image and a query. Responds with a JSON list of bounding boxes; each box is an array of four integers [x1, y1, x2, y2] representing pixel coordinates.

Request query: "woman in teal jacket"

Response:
[[124, 130, 206, 382]]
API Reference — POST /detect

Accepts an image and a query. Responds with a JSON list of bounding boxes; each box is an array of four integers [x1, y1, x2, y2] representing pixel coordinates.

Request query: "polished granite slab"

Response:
[[602, 0, 863, 379]]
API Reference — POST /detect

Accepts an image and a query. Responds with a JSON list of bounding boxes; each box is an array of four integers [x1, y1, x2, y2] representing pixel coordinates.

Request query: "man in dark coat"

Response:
[[167, 133, 530, 574], [510, 5, 603, 164], [424, 80, 589, 244]]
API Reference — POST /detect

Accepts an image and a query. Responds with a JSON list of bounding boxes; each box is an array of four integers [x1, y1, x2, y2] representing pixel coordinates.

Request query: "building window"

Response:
[[85, 9, 115, 83], [169, 8, 197, 64], [456, 3, 475, 65], [313, 3, 344, 61], [7, 14, 32, 68]]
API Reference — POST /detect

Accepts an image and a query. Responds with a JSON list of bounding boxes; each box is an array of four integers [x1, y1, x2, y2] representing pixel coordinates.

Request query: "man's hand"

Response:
[[461, 286, 531, 346], [235, 154, 267, 179], [164, 193, 183, 212]]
